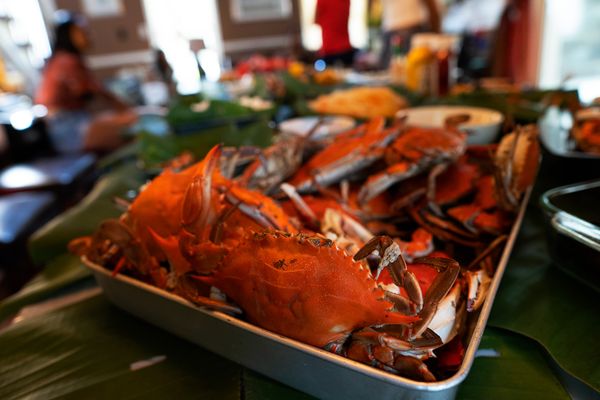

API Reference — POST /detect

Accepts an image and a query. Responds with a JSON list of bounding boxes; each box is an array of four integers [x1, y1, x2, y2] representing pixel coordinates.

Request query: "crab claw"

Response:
[[91, 219, 167, 287], [355, 236, 424, 314], [465, 269, 492, 312], [181, 145, 223, 238], [68, 236, 92, 256], [494, 125, 540, 211]]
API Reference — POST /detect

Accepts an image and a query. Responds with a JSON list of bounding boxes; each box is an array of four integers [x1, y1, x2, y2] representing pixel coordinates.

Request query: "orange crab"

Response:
[[572, 115, 600, 154], [71, 146, 298, 290], [358, 116, 469, 204], [191, 231, 419, 348], [345, 240, 461, 381], [288, 117, 400, 192]]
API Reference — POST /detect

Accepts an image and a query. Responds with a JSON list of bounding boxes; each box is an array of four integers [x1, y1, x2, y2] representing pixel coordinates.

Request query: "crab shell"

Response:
[[494, 125, 540, 210], [288, 117, 398, 192], [572, 117, 600, 154], [195, 232, 418, 348], [127, 146, 298, 276], [384, 125, 467, 166]]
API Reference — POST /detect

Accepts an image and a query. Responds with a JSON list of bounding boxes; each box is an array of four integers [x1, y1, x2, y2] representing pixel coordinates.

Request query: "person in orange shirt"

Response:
[[315, 0, 355, 67], [36, 12, 137, 154]]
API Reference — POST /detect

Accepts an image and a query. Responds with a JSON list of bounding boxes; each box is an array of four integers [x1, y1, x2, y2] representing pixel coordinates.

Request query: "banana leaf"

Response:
[[0, 294, 570, 399], [96, 141, 139, 171], [28, 163, 145, 266], [138, 118, 273, 169], [166, 94, 273, 134], [489, 205, 600, 392], [456, 328, 569, 400], [0, 294, 241, 400], [278, 72, 345, 100], [0, 254, 88, 322], [167, 93, 250, 124]]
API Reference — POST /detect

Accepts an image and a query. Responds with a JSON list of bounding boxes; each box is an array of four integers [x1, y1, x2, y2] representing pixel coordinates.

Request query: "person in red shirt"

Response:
[[315, 0, 355, 66], [36, 12, 136, 154]]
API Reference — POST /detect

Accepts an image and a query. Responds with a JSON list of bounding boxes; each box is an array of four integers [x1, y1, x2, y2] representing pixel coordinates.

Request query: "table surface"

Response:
[[0, 144, 598, 400]]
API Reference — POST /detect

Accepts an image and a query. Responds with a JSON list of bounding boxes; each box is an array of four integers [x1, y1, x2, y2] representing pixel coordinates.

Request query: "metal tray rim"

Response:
[[540, 179, 600, 215], [83, 189, 530, 393]]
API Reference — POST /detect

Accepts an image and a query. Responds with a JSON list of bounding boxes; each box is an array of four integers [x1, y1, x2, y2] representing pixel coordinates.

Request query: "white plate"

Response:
[[396, 106, 504, 144], [279, 116, 355, 140], [344, 71, 391, 86]]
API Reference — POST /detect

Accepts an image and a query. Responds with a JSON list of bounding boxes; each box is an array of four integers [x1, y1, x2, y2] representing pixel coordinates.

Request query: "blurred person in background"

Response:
[[378, 0, 441, 67], [36, 12, 137, 154], [315, 0, 355, 66]]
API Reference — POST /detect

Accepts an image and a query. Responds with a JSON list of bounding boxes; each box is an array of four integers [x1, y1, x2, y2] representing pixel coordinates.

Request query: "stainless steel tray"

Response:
[[83, 190, 530, 400], [540, 180, 600, 292]]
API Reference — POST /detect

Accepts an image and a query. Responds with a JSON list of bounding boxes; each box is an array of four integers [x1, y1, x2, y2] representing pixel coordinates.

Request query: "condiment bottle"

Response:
[[406, 34, 434, 94]]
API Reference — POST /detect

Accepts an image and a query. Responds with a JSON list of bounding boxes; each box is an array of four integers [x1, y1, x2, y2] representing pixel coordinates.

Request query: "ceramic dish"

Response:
[[279, 116, 356, 140], [396, 106, 504, 145]]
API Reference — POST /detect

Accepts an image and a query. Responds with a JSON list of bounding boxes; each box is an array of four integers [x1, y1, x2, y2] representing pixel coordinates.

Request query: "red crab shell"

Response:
[[196, 232, 418, 347], [125, 147, 227, 259], [384, 126, 467, 165]]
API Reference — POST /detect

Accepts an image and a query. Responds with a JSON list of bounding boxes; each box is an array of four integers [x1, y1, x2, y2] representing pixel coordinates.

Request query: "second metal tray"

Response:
[[540, 179, 600, 292]]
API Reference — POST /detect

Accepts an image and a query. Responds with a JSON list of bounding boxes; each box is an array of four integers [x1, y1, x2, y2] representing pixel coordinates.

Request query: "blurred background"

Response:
[[0, 0, 598, 99], [0, 0, 598, 297]]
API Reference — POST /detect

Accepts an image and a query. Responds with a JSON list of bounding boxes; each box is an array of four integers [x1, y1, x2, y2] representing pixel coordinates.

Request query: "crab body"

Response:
[[195, 232, 417, 347], [289, 117, 400, 192], [359, 123, 468, 204]]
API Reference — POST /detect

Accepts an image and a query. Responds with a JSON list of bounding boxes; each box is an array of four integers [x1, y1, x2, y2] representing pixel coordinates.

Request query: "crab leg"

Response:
[[409, 207, 483, 248], [190, 295, 243, 314], [280, 183, 319, 228], [181, 145, 222, 240], [411, 259, 460, 339], [225, 192, 280, 230], [311, 150, 380, 189], [466, 235, 508, 270], [425, 163, 449, 216], [358, 162, 420, 205], [354, 236, 423, 313], [393, 356, 437, 382], [494, 127, 520, 210], [209, 203, 241, 244], [412, 256, 459, 272], [420, 209, 479, 239], [391, 187, 426, 212], [352, 328, 442, 352], [465, 269, 492, 312], [91, 219, 166, 287], [340, 180, 350, 204], [384, 291, 413, 314]]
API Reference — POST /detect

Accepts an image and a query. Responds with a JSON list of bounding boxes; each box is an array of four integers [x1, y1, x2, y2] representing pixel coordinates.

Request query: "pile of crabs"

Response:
[[71, 115, 540, 382]]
